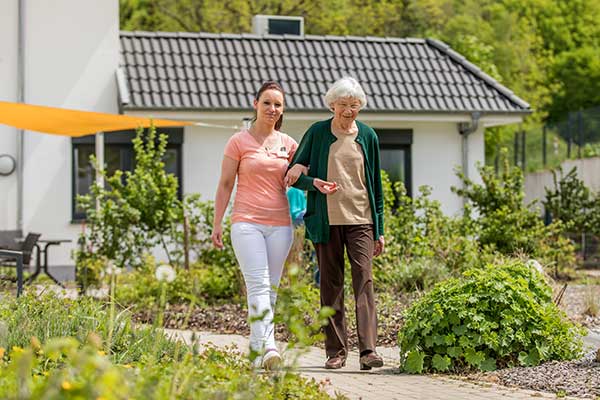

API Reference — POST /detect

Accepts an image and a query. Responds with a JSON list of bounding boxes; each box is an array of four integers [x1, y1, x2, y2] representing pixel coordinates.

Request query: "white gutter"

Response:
[[16, 0, 25, 233]]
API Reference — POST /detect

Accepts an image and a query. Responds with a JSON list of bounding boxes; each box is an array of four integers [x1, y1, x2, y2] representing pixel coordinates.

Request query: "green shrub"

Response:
[[116, 258, 242, 310], [77, 125, 182, 274], [453, 152, 576, 276], [375, 172, 481, 292], [398, 259, 584, 373]]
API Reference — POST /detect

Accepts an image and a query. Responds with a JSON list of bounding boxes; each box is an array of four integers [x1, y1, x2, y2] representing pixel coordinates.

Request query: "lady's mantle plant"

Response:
[[398, 259, 584, 373]]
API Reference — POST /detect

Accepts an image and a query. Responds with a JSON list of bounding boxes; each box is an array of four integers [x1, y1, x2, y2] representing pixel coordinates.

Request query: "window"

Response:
[[72, 128, 183, 221], [375, 129, 412, 197]]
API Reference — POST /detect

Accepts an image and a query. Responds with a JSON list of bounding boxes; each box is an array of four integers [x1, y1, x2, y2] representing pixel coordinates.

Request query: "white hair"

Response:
[[324, 77, 367, 109]]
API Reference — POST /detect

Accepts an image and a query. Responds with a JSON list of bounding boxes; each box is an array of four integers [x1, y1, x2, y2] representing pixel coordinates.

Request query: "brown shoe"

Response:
[[359, 352, 383, 370], [325, 355, 346, 369]]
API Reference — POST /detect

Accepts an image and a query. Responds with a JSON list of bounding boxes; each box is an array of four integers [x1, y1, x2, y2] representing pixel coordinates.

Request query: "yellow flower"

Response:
[[97, 350, 106, 356], [122, 364, 132, 369], [61, 381, 73, 390], [0, 347, 5, 358], [11, 346, 22, 354], [42, 371, 49, 376]]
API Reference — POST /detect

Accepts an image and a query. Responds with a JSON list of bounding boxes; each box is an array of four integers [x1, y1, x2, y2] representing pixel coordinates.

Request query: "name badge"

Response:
[[276, 146, 288, 158]]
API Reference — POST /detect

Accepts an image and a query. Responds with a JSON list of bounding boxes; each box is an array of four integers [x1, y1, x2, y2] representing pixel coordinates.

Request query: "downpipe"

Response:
[[458, 112, 481, 206], [16, 0, 25, 232]]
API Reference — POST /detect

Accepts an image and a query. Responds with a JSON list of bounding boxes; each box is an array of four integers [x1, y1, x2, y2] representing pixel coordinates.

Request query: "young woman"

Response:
[[211, 81, 302, 370]]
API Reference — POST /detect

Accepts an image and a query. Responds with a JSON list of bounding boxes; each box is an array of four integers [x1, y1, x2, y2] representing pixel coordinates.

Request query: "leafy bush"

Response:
[[375, 172, 481, 291], [115, 257, 242, 310], [77, 125, 182, 278], [398, 259, 584, 373], [453, 152, 576, 277]]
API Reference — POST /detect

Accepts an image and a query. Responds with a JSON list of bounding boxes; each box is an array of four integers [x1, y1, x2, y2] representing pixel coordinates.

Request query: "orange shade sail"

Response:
[[0, 101, 194, 137]]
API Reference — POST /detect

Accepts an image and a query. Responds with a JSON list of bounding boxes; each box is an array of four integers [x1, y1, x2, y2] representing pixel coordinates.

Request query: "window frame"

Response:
[[71, 128, 184, 222], [375, 128, 413, 197]]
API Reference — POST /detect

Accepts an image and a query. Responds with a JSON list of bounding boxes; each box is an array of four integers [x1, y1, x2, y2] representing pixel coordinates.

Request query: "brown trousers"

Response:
[[315, 224, 377, 358]]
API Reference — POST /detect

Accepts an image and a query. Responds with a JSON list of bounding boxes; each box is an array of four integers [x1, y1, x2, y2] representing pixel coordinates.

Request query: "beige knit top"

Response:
[[326, 131, 373, 225]]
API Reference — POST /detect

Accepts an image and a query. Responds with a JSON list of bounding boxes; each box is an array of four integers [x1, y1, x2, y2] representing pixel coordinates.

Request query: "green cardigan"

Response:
[[290, 118, 384, 244]]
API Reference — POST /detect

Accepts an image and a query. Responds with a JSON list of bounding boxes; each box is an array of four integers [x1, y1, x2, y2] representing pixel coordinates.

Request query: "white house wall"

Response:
[[180, 116, 484, 217], [0, 0, 119, 266], [0, 1, 19, 230]]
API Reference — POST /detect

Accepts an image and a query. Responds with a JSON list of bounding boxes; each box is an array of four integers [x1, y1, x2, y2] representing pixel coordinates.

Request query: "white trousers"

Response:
[[231, 222, 293, 352]]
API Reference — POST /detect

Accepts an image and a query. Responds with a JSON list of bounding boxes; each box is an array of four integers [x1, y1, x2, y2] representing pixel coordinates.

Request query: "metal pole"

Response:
[[16, 252, 23, 298], [95, 132, 104, 211], [577, 111, 583, 159], [494, 129, 500, 175], [17, 0, 26, 233], [513, 131, 519, 166], [567, 113, 572, 158], [542, 125, 547, 167], [521, 130, 526, 171]]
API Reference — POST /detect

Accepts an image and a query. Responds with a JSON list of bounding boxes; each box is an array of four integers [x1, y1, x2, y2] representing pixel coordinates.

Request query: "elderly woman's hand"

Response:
[[284, 164, 308, 186], [374, 236, 385, 257], [313, 178, 339, 195]]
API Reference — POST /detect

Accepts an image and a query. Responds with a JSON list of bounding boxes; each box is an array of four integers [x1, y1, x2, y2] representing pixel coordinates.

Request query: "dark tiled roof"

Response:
[[118, 31, 530, 113]]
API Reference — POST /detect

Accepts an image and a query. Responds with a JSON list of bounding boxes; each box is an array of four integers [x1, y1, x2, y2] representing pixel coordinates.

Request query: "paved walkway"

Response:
[[166, 329, 585, 400]]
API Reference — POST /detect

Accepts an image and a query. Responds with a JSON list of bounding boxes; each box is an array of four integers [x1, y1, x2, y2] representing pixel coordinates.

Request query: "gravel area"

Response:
[[471, 350, 600, 398]]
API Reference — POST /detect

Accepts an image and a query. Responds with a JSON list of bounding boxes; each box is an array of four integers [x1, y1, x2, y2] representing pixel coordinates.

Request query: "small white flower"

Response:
[[526, 259, 544, 275], [155, 264, 176, 283], [105, 261, 122, 276]]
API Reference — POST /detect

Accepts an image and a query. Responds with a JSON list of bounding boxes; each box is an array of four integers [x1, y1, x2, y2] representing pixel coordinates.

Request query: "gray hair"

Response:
[[324, 77, 367, 109]]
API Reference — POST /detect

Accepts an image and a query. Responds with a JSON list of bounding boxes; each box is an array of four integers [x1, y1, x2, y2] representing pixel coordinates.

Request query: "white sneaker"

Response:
[[262, 349, 282, 371]]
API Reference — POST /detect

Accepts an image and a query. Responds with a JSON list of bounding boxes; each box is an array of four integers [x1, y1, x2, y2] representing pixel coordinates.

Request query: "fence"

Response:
[[507, 106, 600, 173]]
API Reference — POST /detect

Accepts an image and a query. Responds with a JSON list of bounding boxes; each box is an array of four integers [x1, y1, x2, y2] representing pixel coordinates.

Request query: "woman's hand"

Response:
[[313, 178, 339, 194], [374, 235, 385, 257], [284, 164, 308, 186], [211, 224, 224, 249]]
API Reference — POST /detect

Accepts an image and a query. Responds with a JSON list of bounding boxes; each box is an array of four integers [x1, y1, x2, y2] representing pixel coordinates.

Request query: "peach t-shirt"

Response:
[[224, 129, 298, 226]]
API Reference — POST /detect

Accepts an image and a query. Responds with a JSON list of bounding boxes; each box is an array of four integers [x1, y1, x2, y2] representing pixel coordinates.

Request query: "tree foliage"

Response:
[[119, 0, 600, 123]]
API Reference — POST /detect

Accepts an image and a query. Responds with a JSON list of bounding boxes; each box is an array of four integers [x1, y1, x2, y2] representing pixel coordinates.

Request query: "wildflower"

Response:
[[61, 381, 73, 390], [155, 264, 176, 283], [11, 346, 22, 354], [97, 350, 106, 356], [30, 336, 41, 351], [122, 364, 133, 369], [0, 347, 5, 358], [105, 261, 122, 276]]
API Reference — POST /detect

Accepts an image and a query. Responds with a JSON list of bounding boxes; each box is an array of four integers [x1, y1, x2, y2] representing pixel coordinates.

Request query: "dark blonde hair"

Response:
[[253, 81, 285, 130]]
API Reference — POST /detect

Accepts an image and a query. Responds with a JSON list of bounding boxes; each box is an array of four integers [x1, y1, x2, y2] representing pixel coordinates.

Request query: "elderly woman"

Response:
[[285, 77, 385, 370]]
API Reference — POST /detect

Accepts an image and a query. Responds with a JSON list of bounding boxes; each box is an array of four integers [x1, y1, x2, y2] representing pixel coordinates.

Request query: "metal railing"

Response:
[[0, 249, 24, 297]]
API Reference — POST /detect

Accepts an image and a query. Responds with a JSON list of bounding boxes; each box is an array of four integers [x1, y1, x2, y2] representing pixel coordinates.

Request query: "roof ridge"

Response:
[[119, 30, 426, 43], [425, 38, 530, 110]]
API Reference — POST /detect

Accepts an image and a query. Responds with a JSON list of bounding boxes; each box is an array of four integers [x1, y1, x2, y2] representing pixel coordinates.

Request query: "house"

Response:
[[0, 0, 530, 267]]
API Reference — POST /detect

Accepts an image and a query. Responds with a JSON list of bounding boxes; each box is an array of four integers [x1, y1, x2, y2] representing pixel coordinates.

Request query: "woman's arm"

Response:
[[284, 163, 308, 186], [211, 156, 239, 249], [371, 133, 385, 256]]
